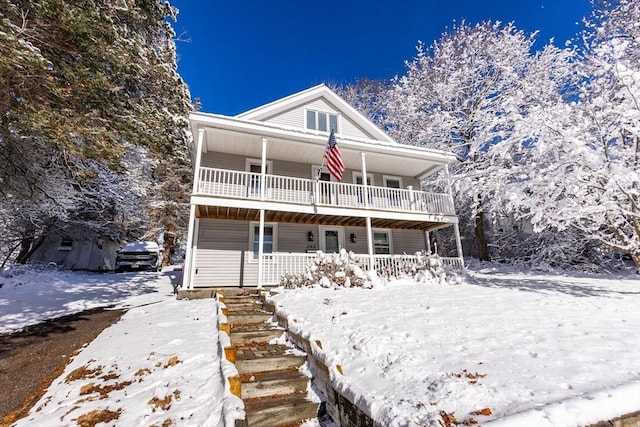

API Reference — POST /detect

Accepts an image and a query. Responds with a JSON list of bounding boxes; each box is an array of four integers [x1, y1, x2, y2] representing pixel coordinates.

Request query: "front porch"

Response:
[[261, 252, 464, 286], [191, 250, 464, 288]]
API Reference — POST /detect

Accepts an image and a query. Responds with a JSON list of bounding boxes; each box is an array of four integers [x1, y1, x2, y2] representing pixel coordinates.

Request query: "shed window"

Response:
[[59, 238, 73, 251]]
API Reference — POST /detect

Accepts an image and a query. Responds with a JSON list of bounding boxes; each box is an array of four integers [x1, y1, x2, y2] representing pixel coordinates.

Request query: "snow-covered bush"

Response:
[[401, 251, 448, 283], [279, 250, 450, 288], [279, 250, 374, 289], [306, 249, 371, 289]]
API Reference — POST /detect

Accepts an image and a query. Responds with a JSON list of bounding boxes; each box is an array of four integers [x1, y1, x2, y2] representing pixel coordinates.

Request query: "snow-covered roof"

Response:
[[120, 241, 161, 252]]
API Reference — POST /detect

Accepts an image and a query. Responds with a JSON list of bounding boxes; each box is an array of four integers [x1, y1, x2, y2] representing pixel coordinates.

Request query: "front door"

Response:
[[320, 226, 344, 253]]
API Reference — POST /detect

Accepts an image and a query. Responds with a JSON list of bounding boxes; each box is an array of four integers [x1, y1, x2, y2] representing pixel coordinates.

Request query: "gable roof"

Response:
[[235, 84, 395, 143]]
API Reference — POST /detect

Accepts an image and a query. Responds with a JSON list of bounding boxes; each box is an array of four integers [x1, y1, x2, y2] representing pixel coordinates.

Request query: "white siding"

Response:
[[262, 105, 304, 128], [272, 159, 311, 179], [278, 223, 317, 253], [193, 219, 247, 287], [201, 152, 245, 170], [391, 229, 427, 254], [260, 97, 375, 140]]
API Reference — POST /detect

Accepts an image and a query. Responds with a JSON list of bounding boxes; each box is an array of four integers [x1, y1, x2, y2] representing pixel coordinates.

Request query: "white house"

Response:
[[181, 84, 463, 289]]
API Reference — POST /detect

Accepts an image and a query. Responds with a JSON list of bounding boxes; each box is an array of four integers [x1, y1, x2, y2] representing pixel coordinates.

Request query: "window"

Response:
[[250, 223, 277, 256], [245, 158, 272, 197], [383, 175, 403, 207], [312, 165, 335, 204], [353, 172, 373, 205], [373, 230, 391, 254], [58, 238, 73, 251], [306, 109, 338, 132]]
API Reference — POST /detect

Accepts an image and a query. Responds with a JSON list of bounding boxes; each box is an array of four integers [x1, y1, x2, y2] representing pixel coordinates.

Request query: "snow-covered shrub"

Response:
[[279, 250, 451, 288], [305, 249, 372, 288], [398, 251, 448, 283], [280, 272, 304, 289], [279, 249, 373, 289]]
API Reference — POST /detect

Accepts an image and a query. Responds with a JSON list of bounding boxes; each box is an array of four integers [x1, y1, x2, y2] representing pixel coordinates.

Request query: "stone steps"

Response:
[[230, 329, 285, 346], [238, 394, 320, 427], [219, 288, 320, 427]]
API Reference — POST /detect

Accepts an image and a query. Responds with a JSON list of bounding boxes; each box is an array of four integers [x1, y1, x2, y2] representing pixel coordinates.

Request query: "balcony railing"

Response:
[[262, 252, 464, 285], [197, 167, 455, 216]]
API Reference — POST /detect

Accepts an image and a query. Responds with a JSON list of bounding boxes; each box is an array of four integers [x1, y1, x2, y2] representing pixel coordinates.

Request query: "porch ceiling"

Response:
[[195, 205, 445, 231], [195, 123, 451, 179]]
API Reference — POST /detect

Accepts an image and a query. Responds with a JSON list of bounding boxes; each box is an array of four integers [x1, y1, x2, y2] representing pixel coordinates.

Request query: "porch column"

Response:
[[257, 209, 265, 289], [182, 128, 205, 290], [257, 137, 268, 289], [361, 153, 375, 270], [181, 204, 197, 290], [445, 165, 464, 266], [425, 231, 431, 254], [453, 223, 465, 267], [192, 128, 205, 194]]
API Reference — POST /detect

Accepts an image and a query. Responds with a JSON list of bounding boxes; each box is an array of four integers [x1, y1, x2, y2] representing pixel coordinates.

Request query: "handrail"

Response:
[[261, 252, 464, 285], [197, 167, 455, 215]]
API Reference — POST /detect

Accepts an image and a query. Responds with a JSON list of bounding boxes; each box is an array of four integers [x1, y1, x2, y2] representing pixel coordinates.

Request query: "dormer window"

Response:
[[306, 109, 338, 132]]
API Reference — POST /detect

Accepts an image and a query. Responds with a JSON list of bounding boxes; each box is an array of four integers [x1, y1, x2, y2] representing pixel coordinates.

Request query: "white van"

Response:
[[115, 241, 163, 273]]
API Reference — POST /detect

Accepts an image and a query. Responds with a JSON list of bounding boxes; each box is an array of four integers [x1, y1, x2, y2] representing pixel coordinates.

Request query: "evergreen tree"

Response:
[[0, 0, 192, 264]]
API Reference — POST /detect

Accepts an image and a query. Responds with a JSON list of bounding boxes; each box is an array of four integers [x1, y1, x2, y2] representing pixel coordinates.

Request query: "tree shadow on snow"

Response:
[[467, 273, 640, 298]]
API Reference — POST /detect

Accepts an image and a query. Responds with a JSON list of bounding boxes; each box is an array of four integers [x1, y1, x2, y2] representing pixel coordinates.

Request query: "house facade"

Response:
[[181, 85, 463, 289]]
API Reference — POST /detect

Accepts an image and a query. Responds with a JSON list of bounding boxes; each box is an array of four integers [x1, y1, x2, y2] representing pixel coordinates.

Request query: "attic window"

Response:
[[306, 109, 338, 132]]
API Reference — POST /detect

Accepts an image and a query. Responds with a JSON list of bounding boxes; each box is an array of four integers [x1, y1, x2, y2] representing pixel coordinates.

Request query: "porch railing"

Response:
[[197, 167, 455, 216], [261, 252, 464, 286]]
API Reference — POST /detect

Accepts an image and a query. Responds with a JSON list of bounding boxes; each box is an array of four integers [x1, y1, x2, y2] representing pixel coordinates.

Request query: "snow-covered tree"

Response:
[[0, 0, 192, 264], [511, 0, 640, 271], [384, 21, 576, 261]]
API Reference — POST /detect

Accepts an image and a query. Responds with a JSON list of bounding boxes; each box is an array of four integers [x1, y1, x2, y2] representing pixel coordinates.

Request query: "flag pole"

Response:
[[315, 141, 327, 205], [317, 128, 333, 180]]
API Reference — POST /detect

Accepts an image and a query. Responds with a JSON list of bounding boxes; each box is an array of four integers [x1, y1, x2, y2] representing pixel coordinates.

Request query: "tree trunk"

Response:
[[15, 227, 49, 265], [475, 210, 491, 261], [15, 227, 36, 264], [163, 232, 175, 266], [632, 252, 640, 274]]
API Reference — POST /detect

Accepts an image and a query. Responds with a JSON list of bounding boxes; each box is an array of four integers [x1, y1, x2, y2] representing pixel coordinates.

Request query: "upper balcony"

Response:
[[195, 167, 456, 217]]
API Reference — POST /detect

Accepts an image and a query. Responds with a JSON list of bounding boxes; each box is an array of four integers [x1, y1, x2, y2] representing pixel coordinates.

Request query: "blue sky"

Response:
[[169, 0, 592, 116]]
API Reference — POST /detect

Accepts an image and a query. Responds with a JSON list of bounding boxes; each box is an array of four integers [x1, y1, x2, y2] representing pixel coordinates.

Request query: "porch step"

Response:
[[235, 394, 320, 427], [234, 344, 306, 374], [230, 329, 284, 346], [225, 301, 263, 311], [222, 295, 262, 304], [236, 354, 306, 375], [237, 369, 309, 400], [227, 313, 272, 325]]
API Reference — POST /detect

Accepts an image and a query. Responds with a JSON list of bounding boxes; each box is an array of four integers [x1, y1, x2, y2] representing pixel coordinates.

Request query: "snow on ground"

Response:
[[1, 266, 240, 427], [0, 265, 174, 334], [1, 264, 639, 426], [269, 267, 640, 427]]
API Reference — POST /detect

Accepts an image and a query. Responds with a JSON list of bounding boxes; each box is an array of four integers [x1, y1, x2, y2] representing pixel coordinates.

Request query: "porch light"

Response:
[[350, 233, 357, 243], [307, 231, 314, 242]]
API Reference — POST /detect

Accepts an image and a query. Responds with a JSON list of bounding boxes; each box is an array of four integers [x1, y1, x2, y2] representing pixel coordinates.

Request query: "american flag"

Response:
[[324, 130, 345, 181]]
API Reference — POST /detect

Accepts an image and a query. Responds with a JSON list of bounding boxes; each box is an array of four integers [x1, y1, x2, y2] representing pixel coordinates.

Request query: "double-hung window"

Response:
[[250, 222, 277, 257], [306, 109, 338, 132], [373, 230, 391, 255]]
